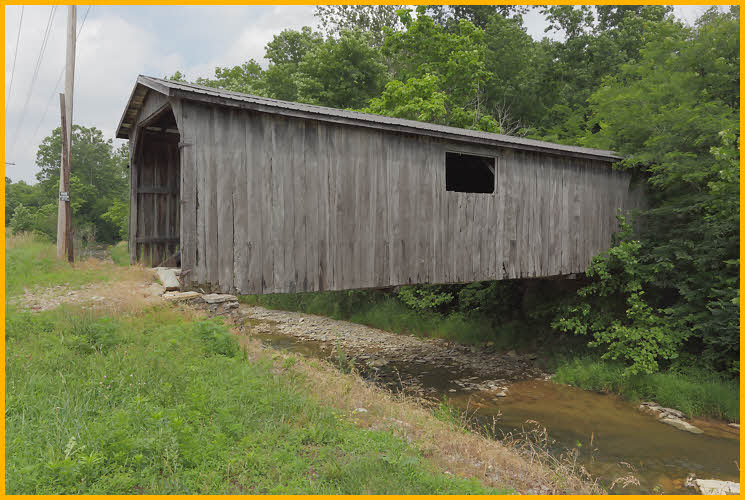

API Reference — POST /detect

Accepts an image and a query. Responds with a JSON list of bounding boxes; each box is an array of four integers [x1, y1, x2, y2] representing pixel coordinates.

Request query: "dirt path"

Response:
[[9, 273, 161, 313]]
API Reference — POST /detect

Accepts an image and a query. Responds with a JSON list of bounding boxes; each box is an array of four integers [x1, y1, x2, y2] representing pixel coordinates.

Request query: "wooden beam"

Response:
[[135, 236, 179, 244], [137, 186, 179, 194]]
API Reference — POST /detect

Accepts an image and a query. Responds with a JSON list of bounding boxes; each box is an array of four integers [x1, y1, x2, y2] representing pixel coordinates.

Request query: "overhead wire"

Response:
[[23, 5, 92, 159], [6, 5, 25, 115], [7, 5, 58, 157]]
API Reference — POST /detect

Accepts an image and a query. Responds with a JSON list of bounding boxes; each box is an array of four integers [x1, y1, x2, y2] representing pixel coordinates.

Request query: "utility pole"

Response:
[[59, 94, 73, 262], [56, 5, 75, 259]]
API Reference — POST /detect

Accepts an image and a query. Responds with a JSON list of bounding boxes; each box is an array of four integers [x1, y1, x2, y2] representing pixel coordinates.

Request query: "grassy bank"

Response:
[[553, 357, 739, 422], [5, 233, 514, 494], [6, 305, 506, 494]]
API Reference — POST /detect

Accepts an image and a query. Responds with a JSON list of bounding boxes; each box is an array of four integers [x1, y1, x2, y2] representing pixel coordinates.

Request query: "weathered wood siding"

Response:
[[176, 101, 642, 294]]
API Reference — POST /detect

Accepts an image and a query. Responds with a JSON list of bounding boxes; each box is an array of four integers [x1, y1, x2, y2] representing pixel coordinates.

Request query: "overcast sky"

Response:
[[4, 4, 715, 183]]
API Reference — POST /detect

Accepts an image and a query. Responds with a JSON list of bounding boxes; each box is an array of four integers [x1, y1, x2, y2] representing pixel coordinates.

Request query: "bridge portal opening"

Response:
[[446, 152, 495, 193], [131, 105, 181, 267]]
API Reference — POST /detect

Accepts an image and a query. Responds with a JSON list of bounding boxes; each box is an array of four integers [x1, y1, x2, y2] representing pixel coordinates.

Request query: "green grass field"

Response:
[[5, 233, 124, 297], [5, 233, 508, 494]]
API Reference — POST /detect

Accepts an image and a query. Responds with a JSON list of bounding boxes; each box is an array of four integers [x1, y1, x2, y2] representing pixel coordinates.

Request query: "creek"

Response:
[[238, 306, 739, 494]]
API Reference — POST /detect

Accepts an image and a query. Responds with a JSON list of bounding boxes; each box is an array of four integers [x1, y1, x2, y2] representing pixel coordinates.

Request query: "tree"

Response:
[[425, 4, 530, 30], [295, 30, 388, 109], [314, 5, 404, 46], [195, 60, 264, 94], [370, 8, 500, 131], [557, 7, 740, 375], [28, 125, 129, 243], [9, 204, 34, 234]]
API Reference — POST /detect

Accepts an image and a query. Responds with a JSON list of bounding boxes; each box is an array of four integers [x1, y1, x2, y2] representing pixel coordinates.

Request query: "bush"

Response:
[[193, 318, 239, 357], [9, 204, 34, 234]]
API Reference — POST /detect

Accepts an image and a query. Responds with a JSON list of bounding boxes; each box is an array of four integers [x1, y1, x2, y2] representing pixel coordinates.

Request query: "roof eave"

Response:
[[115, 75, 173, 139]]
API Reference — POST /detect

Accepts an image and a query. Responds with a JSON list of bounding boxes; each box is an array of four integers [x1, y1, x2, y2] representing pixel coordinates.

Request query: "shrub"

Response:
[[193, 318, 239, 357], [9, 204, 34, 234]]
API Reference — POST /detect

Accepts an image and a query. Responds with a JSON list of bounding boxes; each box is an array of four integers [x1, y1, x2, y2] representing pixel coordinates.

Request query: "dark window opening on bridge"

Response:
[[446, 152, 495, 193]]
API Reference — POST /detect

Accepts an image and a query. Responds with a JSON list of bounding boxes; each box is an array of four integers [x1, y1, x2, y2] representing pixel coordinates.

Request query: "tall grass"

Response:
[[554, 357, 740, 422], [6, 232, 119, 297], [108, 241, 130, 266], [5, 305, 506, 494]]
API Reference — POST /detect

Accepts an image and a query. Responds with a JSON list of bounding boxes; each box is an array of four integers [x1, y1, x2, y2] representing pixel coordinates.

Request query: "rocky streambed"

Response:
[[224, 305, 739, 495], [240, 306, 549, 396]]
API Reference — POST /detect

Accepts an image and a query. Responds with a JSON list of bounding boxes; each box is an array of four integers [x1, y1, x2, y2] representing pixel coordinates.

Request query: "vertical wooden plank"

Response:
[[271, 116, 291, 292], [260, 114, 275, 293], [244, 111, 265, 294], [493, 154, 504, 279], [387, 133, 400, 286], [128, 137, 138, 265], [353, 129, 367, 288], [372, 130, 387, 287], [317, 122, 330, 291], [204, 108, 219, 285], [214, 109, 234, 291], [178, 104, 196, 281], [303, 120, 320, 291], [291, 119, 306, 292], [326, 124, 339, 290], [502, 149, 516, 278], [430, 143, 441, 283], [227, 109, 248, 293]]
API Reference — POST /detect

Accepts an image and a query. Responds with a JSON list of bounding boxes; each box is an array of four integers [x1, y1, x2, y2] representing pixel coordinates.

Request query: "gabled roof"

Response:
[[117, 75, 622, 161]]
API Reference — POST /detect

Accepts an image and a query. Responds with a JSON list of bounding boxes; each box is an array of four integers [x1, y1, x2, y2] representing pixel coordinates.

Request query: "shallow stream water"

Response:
[[251, 330, 739, 494]]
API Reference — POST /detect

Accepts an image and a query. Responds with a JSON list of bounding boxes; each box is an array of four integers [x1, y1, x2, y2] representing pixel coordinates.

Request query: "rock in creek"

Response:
[[690, 479, 740, 495], [660, 417, 703, 434]]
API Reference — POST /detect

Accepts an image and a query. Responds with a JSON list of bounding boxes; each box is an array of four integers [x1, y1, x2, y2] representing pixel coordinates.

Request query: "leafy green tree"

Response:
[[558, 7, 740, 375], [536, 5, 677, 142], [27, 125, 128, 243], [371, 8, 499, 131], [5, 178, 43, 225], [261, 27, 323, 101], [425, 5, 529, 30], [195, 60, 264, 94], [295, 30, 388, 109], [101, 198, 129, 241], [315, 5, 404, 46], [9, 204, 34, 234]]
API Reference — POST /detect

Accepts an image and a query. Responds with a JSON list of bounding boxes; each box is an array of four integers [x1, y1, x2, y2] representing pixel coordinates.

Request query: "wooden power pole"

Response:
[[59, 94, 73, 262], [56, 5, 76, 259]]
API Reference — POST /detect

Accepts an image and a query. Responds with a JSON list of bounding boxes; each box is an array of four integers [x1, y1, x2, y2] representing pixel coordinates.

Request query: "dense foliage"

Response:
[[9, 5, 738, 378], [6, 125, 129, 244]]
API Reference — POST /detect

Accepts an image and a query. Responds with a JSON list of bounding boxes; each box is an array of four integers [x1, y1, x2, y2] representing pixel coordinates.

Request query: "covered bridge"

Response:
[[116, 75, 643, 294]]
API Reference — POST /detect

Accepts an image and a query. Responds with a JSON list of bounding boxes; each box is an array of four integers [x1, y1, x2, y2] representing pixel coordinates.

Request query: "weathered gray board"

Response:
[[128, 90, 643, 294]]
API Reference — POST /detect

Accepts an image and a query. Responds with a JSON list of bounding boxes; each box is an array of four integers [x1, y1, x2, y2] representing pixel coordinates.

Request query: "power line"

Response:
[[6, 6, 25, 115], [7, 5, 58, 157], [22, 6, 92, 159]]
